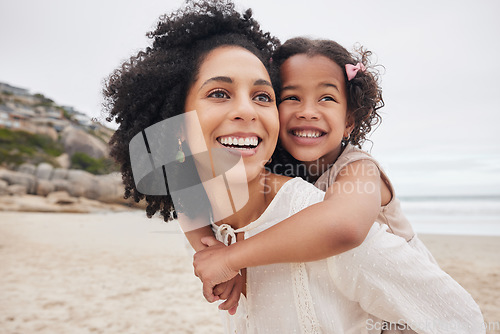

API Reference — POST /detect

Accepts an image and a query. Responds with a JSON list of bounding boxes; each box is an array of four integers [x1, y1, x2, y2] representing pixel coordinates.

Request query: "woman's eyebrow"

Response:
[[254, 79, 272, 87], [199, 76, 232, 91]]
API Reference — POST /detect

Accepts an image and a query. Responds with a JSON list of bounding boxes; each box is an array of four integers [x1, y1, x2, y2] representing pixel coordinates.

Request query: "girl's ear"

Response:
[[344, 114, 355, 137]]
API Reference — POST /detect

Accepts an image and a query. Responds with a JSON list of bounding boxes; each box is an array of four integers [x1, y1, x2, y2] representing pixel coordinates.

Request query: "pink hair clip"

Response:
[[345, 62, 366, 81]]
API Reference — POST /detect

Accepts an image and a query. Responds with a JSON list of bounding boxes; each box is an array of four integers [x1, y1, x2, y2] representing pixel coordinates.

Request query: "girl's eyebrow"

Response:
[[281, 85, 296, 91], [320, 82, 339, 92], [282, 83, 339, 92]]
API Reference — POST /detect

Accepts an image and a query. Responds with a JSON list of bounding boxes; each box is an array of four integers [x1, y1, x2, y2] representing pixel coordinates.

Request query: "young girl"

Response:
[[192, 37, 485, 332]]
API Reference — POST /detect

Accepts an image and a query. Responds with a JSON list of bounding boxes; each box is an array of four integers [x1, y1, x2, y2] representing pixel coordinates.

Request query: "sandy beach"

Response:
[[1, 211, 499, 333]]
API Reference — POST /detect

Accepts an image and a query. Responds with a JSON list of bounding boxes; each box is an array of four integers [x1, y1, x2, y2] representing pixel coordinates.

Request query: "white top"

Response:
[[213, 177, 484, 334]]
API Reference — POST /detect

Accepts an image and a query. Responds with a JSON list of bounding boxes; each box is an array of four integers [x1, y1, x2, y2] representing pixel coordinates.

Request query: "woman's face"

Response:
[[278, 54, 353, 165], [184, 46, 279, 183]]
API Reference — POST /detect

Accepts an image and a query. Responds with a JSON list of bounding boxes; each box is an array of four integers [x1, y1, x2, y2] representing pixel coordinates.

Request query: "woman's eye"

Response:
[[208, 90, 229, 99], [254, 93, 272, 103], [320, 96, 336, 102], [282, 96, 299, 101]]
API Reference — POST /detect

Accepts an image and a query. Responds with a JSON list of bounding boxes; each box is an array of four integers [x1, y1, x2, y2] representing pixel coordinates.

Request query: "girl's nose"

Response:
[[295, 103, 319, 120]]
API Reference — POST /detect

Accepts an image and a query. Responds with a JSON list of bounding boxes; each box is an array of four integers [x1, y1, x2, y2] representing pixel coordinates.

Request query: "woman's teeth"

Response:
[[218, 136, 259, 149], [292, 130, 323, 138]]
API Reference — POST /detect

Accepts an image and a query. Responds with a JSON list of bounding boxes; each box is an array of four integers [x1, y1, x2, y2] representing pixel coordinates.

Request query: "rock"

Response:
[[66, 169, 100, 199], [35, 163, 54, 180], [35, 125, 58, 141], [61, 126, 109, 159], [52, 168, 69, 180], [8, 184, 28, 196], [36, 179, 55, 196], [94, 173, 125, 203], [51, 179, 72, 193], [17, 163, 36, 175], [47, 191, 78, 205], [55, 153, 70, 169], [0, 169, 36, 194], [0, 179, 8, 196]]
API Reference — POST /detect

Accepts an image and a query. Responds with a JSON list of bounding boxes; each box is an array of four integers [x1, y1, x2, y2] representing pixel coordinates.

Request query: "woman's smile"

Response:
[[216, 133, 262, 157], [184, 45, 279, 180]]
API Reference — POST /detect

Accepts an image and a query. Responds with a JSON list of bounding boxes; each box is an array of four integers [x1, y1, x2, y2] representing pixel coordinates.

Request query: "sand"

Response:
[[0, 211, 499, 333]]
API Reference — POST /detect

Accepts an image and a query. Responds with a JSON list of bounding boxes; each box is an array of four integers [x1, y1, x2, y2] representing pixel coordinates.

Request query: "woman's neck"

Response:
[[210, 171, 286, 230]]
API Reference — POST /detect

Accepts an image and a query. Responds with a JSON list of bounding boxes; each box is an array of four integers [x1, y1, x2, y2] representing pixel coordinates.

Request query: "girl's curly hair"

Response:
[[103, 0, 280, 222], [268, 37, 384, 179]]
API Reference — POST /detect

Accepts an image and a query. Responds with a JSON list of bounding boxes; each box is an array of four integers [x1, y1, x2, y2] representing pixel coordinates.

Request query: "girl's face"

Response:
[[278, 54, 353, 165], [184, 46, 279, 182]]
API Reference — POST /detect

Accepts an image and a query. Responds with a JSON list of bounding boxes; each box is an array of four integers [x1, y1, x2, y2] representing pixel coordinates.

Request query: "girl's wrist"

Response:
[[227, 241, 245, 272]]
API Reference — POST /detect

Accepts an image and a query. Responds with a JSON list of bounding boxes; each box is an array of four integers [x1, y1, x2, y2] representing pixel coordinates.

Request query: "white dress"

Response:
[[212, 177, 484, 334]]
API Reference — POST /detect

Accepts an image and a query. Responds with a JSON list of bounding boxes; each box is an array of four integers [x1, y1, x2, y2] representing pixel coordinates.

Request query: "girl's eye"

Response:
[[282, 96, 299, 101], [320, 96, 336, 102], [208, 90, 229, 99], [254, 93, 273, 103]]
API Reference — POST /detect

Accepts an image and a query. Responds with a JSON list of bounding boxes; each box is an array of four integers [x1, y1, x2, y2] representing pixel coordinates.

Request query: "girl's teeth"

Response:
[[293, 130, 322, 138]]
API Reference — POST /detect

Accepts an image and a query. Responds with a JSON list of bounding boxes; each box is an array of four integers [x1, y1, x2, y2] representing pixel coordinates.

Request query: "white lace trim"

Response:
[[291, 262, 322, 334]]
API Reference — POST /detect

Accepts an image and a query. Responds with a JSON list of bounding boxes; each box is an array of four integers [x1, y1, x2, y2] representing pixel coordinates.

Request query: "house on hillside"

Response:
[[0, 104, 14, 128], [0, 82, 30, 96]]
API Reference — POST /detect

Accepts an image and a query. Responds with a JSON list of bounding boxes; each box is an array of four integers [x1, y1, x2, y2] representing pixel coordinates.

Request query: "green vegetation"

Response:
[[70, 152, 118, 175], [34, 93, 55, 108], [59, 107, 74, 121], [0, 128, 64, 168]]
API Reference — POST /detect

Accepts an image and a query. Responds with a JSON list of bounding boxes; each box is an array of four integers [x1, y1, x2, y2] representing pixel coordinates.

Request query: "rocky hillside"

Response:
[[0, 82, 116, 173], [0, 82, 141, 212]]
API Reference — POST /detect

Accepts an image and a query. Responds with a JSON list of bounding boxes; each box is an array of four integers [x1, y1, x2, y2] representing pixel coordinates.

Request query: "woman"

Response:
[[105, 1, 484, 333]]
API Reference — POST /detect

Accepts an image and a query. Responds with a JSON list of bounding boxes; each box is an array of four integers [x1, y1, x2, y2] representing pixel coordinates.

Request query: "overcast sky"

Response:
[[1, 0, 499, 195]]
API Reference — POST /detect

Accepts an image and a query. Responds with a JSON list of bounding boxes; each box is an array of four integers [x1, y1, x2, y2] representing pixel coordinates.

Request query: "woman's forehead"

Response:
[[197, 46, 270, 81]]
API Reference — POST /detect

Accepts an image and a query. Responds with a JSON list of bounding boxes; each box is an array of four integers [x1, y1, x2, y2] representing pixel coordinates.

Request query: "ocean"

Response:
[[400, 196, 500, 236], [370, 146, 500, 236]]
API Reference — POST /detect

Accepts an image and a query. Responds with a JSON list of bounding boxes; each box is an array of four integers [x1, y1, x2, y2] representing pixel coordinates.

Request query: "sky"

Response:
[[1, 0, 499, 196]]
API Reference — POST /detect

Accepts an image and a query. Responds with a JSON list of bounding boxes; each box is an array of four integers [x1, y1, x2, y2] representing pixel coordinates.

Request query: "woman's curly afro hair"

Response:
[[103, 0, 280, 222], [269, 37, 384, 180]]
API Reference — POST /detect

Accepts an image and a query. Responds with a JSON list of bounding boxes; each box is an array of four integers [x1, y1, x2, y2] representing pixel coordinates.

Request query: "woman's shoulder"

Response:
[[267, 174, 324, 213], [266, 173, 292, 198], [268, 174, 320, 195]]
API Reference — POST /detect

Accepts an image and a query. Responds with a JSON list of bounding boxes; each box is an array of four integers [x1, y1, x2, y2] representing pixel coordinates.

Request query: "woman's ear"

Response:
[[178, 124, 185, 142]]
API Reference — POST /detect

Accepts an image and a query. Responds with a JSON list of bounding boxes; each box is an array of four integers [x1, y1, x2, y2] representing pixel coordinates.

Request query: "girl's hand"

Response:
[[193, 236, 239, 303], [213, 274, 244, 315]]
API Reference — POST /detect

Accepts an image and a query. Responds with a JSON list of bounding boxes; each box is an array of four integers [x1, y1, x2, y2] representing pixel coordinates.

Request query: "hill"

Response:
[[0, 81, 117, 174]]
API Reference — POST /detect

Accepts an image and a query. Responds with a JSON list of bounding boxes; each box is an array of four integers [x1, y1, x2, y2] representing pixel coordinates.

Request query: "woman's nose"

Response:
[[232, 96, 257, 121]]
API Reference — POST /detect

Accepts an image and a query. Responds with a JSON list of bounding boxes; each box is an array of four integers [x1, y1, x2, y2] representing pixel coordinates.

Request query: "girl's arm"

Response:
[[182, 213, 214, 252], [194, 160, 384, 301]]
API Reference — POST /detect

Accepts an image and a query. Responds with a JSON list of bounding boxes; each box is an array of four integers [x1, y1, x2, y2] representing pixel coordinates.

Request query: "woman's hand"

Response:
[[193, 236, 240, 303]]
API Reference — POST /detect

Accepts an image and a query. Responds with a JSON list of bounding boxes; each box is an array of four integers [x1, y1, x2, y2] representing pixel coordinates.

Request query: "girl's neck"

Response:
[[303, 145, 345, 182]]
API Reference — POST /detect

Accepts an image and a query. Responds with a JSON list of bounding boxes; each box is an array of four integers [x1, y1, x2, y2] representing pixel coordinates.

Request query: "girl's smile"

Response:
[[278, 54, 353, 166]]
